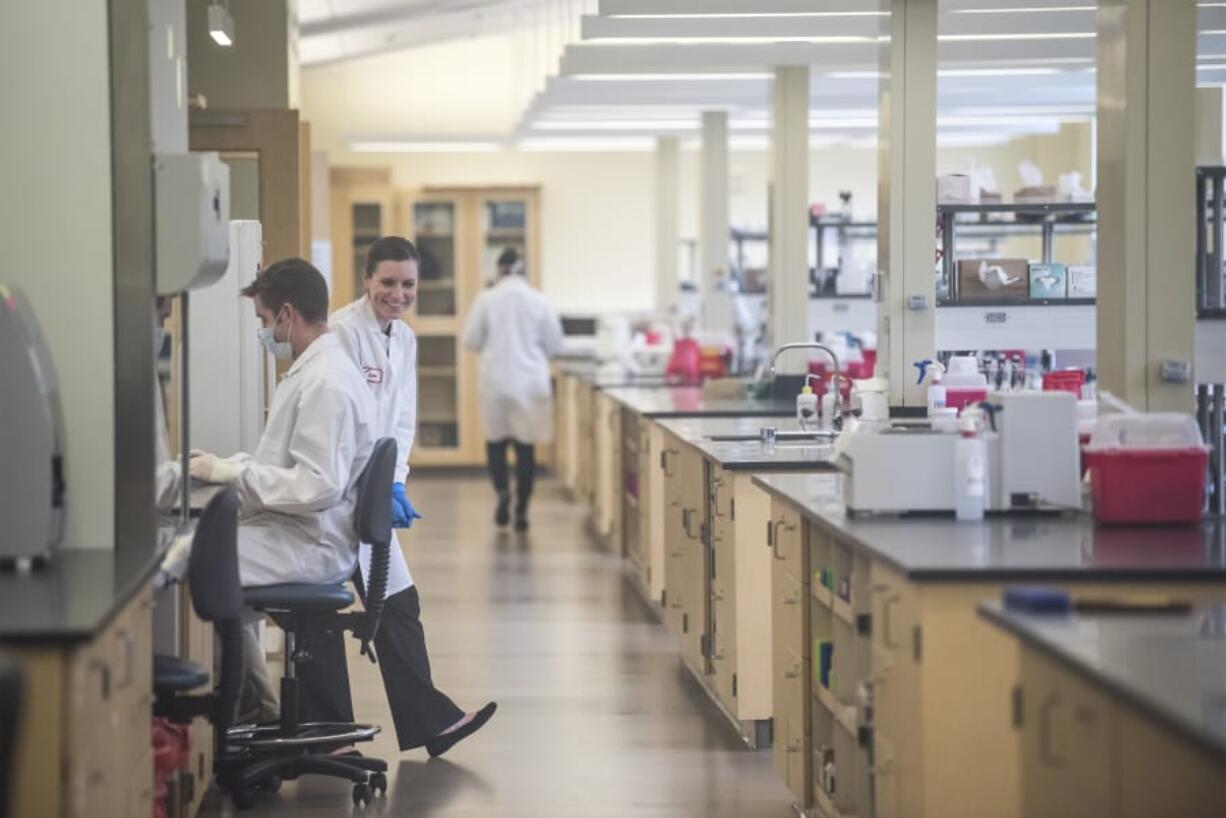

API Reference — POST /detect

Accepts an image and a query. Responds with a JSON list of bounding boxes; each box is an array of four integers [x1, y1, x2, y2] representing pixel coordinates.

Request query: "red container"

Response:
[[945, 387, 989, 412], [1084, 448, 1208, 524], [1043, 370, 1085, 397]]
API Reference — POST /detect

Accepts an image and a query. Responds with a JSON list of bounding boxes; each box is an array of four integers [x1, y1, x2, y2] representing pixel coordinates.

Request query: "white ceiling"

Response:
[[297, 0, 1226, 149]]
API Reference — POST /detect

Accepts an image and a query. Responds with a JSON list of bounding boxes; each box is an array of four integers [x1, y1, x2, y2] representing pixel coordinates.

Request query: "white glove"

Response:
[[189, 449, 238, 484]]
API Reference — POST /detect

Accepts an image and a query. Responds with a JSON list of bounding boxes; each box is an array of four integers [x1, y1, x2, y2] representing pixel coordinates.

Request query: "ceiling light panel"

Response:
[[580, 13, 881, 41], [598, 0, 874, 15]]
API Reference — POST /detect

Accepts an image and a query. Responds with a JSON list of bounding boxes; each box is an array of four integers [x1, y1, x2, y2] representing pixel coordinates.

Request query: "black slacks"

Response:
[[486, 438, 536, 509], [299, 584, 464, 750]]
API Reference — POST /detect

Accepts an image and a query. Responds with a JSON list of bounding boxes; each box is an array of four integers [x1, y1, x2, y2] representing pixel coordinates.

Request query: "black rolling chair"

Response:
[[0, 654, 21, 818], [152, 488, 245, 813], [223, 437, 397, 809]]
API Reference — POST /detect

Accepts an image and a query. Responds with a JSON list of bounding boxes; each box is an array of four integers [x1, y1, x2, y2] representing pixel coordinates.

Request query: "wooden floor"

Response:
[[200, 472, 795, 817]]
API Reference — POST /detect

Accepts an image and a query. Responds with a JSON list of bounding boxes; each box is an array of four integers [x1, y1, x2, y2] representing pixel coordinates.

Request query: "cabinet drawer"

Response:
[[775, 574, 804, 653]]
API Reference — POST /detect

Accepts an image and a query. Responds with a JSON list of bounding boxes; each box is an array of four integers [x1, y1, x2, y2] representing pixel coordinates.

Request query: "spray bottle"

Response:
[[955, 405, 987, 521], [914, 359, 947, 416], [797, 374, 820, 430]]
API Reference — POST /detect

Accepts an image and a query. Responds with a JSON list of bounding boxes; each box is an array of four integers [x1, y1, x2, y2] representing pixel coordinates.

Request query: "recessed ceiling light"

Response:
[[208, 2, 234, 47], [951, 5, 1094, 12], [348, 141, 503, 153], [568, 72, 773, 81], [938, 32, 1095, 42], [609, 12, 888, 18], [585, 35, 876, 45]]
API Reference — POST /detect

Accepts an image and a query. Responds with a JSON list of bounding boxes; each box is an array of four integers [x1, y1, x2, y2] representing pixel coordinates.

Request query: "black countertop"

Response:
[[0, 543, 169, 643], [604, 386, 795, 419], [980, 602, 1226, 761], [656, 416, 838, 472], [556, 360, 671, 390], [752, 473, 1226, 581]]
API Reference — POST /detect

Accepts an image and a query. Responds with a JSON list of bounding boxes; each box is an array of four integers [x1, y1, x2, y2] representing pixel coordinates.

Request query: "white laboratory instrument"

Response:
[[838, 391, 1081, 515], [188, 221, 266, 455], [0, 285, 65, 560], [155, 152, 231, 295]]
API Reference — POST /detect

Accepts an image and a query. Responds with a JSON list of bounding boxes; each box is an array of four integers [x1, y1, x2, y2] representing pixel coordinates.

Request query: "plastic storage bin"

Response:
[[944, 356, 989, 412], [1043, 369, 1085, 396], [1083, 414, 1209, 524]]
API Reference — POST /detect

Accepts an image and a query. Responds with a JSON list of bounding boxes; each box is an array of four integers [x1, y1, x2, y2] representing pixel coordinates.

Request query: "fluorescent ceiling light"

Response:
[[349, 141, 502, 153], [610, 12, 887, 18], [569, 72, 773, 81], [938, 32, 1095, 42], [951, 6, 1094, 12], [517, 137, 656, 152], [585, 35, 875, 45], [829, 68, 1064, 79], [208, 2, 234, 47], [1198, 64, 1226, 70], [532, 120, 696, 131]]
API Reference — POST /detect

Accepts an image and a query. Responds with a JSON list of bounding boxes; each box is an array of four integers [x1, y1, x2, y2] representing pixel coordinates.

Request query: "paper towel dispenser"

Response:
[[155, 152, 231, 295]]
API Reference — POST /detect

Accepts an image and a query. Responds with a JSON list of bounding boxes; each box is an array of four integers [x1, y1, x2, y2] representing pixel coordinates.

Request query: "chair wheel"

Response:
[[256, 775, 282, 793], [352, 781, 372, 806], [370, 771, 387, 795], [232, 783, 258, 810]]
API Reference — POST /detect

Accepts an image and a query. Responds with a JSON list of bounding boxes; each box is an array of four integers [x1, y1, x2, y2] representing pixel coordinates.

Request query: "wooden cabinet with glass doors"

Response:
[[331, 179, 540, 466]]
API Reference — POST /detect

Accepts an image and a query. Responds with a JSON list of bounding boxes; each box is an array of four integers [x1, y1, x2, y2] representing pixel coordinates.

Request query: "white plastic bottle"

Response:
[[914, 359, 947, 417], [954, 407, 987, 521], [797, 383, 818, 429]]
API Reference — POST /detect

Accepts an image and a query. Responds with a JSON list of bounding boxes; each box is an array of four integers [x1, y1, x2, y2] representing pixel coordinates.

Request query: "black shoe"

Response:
[[494, 493, 510, 527], [426, 702, 498, 758], [514, 515, 529, 533]]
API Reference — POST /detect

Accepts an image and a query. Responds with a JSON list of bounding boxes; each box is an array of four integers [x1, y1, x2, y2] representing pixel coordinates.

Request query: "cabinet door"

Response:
[[869, 562, 923, 818], [414, 334, 462, 453], [410, 199, 461, 319], [1019, 650, 1114, 818], [345, 192, 394, 305]]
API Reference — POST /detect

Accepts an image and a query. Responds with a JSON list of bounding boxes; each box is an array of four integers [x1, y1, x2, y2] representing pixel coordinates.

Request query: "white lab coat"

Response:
[[330, 295, 415, 595], [221, 333, 377, 587], [463, 275, 564, 444]]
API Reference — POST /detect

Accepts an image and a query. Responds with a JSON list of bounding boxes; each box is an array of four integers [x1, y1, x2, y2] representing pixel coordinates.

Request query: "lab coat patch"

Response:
[[362, 366, 384, 384]]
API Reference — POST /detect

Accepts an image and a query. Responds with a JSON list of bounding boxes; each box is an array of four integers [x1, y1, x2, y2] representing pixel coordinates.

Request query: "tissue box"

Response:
[[1067, 265, 1097, 297], [938, 174, 972, 204], [957, 258, 1029, 301], [1028, 263, 1068, 299]]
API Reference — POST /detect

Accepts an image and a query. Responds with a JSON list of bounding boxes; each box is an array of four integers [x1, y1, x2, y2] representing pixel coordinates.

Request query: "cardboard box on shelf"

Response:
[[1029, 263, 1069, 299], [957, 258, 1030, 301], [1013, 185, 1059, 204], [937, 174, 972, 204], [1067, 265, 1096, 297]]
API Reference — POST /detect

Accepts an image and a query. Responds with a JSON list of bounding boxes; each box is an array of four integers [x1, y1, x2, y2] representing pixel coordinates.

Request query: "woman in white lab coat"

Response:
[[463, 247, 564, 531], [313, 236, 495, 756]]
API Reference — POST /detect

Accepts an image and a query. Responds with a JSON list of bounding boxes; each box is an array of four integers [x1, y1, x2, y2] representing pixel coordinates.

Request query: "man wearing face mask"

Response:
[[188, 257, 377, 721]]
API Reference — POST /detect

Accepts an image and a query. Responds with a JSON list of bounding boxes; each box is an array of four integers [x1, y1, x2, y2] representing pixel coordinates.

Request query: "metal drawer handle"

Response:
[[1039, 691, 1065, 769], [881, 595, 901, 649]]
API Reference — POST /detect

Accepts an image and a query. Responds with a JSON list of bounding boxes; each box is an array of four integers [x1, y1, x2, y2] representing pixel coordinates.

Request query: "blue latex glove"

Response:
[[391, 482, 422, 529]]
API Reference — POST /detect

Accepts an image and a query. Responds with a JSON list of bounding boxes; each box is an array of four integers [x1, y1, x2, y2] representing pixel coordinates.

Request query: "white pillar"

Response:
[[768, 65, 811, 373], [876, 0, 937, 407], [1096, 0, 1197, 412], [655, 136, 681, 316], [1195, 87, 1224, 168], [699, 110, 731, 332]]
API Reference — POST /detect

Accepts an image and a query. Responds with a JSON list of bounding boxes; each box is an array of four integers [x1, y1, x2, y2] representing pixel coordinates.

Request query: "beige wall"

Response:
[[187, 0, 292, 108], [1, 0, 116, 546]]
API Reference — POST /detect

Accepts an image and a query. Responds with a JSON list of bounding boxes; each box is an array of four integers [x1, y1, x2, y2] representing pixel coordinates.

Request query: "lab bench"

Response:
[[753, 472, 1226, 818], [649, 416, 838, 749], [979, 602, 1226, 818], [595, 386, 793, 560], [0, 546, 164, 818]]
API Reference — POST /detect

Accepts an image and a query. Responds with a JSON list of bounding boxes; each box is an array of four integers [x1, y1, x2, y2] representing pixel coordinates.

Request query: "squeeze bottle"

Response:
[[954, 406, 987, 521]]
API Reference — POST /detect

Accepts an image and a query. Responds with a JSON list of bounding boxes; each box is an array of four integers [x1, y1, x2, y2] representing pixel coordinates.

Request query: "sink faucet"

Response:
[[767, 342, 844, 427]]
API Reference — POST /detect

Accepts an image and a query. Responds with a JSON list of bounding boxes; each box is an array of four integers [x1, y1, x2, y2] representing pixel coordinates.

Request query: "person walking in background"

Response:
[[463, 247, 564, 532]]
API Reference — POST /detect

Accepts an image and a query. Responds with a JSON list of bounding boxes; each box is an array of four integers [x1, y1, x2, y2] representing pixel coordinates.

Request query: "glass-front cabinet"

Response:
[[413, 201, 459, 318]]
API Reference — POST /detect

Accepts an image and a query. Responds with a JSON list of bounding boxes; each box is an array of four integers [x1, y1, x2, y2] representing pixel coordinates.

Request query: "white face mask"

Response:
[[258, 310, 293, 360]]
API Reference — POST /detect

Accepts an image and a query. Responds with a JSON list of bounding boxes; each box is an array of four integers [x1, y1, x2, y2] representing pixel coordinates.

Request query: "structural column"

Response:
[[700, 110, 731, 332], [876, 0, 937, 406], [768, 65, 812, 372], [1097, 0, 1196, 413], [655, 136, 681, 316]]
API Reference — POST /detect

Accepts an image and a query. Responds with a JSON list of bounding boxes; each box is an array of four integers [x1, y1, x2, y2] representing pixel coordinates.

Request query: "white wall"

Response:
[[1, 0, 115, 546]]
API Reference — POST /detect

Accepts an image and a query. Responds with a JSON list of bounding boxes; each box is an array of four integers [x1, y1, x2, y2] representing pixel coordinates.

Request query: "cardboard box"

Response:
[[938, 174, 972, 204], [1067, 265, 1097, 297], [957, 258, 1030, 301], [1028, 263, 1068, 299]]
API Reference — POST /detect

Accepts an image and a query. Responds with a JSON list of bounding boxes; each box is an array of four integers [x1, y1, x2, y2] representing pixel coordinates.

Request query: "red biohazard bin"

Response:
[[1043, 369, 1085, 397], [1084, 414, 1209, 524]]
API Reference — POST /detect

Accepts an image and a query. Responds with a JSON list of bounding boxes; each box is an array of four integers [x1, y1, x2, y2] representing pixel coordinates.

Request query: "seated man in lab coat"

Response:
[[188, 258, 377, 721]]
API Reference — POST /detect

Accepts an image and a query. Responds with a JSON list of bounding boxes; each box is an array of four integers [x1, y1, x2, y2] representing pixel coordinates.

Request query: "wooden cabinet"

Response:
[[770, 499, 809, 805], [592, 391, 623, 546], [663, 433, 707, 673], [1018, 647, 1226, 818], [11, 587, 155, 818]]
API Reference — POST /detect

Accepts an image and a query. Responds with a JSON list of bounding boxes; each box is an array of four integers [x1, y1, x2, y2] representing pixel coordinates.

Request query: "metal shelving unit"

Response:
[[937, 201, 1096, 302], [1196, 166, 1226, 515]]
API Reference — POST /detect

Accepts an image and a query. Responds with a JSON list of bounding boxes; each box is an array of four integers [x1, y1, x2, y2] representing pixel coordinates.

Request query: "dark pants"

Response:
[[486, 439, 536, 512], [299, 585, 464, 750]]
